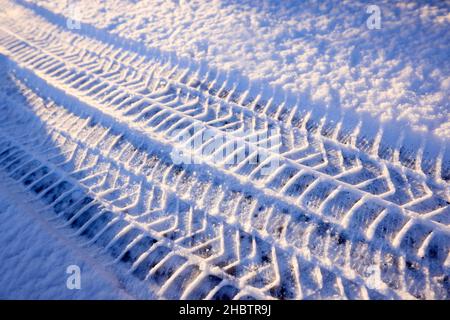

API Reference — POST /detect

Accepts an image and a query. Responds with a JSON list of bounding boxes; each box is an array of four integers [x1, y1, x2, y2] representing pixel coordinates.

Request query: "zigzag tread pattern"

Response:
[[0, 0, 448, 300]]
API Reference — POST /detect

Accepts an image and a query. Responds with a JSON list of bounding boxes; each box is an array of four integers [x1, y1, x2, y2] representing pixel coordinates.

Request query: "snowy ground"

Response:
[[0, 0, 448, 300], [0, 188, 130, 299], [26, 0, 450, 136]]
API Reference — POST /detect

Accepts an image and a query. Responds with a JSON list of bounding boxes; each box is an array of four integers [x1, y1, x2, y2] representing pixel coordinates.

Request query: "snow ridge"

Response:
[[10, 0, 450, 183], [0, 0, 448, 300]]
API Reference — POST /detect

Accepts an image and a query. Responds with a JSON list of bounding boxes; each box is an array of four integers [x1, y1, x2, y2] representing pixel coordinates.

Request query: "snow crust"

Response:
[[29, 0, 450, 137], [0, 0, 447, 300], [0, 192, 130, 299]]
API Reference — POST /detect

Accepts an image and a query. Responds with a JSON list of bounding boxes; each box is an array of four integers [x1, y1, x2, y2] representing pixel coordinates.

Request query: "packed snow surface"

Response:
[[0, 0, 448, 300], [0, 192, 130, 299], [29, 0, 450, 136]]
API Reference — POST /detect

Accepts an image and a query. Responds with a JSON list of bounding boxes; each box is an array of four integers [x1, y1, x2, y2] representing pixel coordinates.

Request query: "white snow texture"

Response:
[[0, 0, 448, 300]]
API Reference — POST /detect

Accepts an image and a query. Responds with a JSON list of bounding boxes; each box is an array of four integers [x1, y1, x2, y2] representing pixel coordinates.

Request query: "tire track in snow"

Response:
[[0, 1, 448, 300]]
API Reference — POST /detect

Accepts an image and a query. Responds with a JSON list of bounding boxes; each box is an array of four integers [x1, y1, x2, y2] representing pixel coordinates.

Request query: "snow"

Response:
[[0, 0, 448, 300], [0, 187, 130, 299], [26, 0, 450, 137]]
